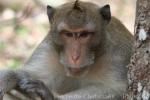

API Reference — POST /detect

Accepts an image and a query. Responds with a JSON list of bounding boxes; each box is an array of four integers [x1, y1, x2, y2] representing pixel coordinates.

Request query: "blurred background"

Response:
[[0, 0, 136, 69]]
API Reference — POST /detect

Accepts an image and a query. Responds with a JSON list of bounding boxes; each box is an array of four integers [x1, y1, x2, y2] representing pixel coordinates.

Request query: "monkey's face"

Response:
[[47, 1, 111, 77], [58, 23, 96, 77]]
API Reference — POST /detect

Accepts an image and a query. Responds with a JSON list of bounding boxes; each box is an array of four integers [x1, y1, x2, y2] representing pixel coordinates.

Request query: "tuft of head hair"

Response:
[[73, 0, 82, 11]]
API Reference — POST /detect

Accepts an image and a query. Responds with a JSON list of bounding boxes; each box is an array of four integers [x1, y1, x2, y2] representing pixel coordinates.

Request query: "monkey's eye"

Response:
[[80, 32, 94, 38], [64, 32, 73, 37], [61, 30, 73, 37]]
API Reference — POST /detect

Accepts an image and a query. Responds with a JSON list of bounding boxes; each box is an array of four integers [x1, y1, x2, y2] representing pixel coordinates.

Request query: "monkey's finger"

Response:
[[19, 83, 37, 91], [19, 82, 53, 99], [19, 79, 33, 86], [18, 79, 54, 100], [19, 79, 48, 90], [19, 79, 44, 87], [19, 80, 43, 92]]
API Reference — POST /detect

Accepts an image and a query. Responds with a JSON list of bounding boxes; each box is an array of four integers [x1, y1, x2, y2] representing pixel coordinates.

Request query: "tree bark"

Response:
[[124, 0, 150, 100]]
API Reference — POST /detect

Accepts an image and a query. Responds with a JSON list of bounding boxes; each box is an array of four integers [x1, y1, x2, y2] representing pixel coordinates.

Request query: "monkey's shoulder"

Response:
[[108, 17, 133, 39], [106, 17, 133, 49]]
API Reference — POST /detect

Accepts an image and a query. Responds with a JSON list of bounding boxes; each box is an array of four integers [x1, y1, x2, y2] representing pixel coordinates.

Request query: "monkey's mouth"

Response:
[[69, 67, 82, 73], [66, 67, 89, 76]]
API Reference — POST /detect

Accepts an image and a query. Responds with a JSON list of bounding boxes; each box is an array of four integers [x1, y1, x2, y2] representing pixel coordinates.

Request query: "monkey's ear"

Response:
[[100, 5, 111, 23], [47, 5, 54, 22]]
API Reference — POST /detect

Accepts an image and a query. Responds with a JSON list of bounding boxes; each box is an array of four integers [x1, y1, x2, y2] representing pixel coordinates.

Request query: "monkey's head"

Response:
[[47, 0, 111, 77]]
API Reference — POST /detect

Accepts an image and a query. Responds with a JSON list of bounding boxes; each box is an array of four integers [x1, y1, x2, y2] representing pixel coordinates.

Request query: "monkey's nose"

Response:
[[72, 55, 80, 63]]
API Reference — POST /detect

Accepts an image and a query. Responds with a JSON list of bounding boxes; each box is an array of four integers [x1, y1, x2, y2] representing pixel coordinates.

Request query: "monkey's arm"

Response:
[[56, 86, 122, 100], [0, 70, 54, 100], [0, 70, 18, 96], [15, 80, 122, 100], [18, 79, 54, 100], [0, 69, 34, 100]]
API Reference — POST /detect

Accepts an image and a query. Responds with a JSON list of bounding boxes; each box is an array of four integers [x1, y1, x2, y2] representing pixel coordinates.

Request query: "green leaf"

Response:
[[16, 25, 29, 37], [8, 59, 22, 69], [0, 42, 6, 51]]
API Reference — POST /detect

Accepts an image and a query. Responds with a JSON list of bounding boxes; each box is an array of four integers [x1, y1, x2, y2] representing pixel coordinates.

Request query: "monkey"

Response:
[[0, 0, 133, 100]]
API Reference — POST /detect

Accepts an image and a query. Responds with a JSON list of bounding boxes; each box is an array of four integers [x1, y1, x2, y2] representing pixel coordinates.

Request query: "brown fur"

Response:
[[1, 1, 133, 100]]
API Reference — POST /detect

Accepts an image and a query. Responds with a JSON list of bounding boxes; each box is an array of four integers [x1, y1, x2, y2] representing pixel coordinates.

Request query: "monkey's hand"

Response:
[[0, 90, 4, 100], [18, 79, 54, 100], [0, 70, 19, 100]]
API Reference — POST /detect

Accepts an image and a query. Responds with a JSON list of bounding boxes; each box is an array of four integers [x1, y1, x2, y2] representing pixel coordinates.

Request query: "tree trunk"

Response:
[[124, 0, 150, 100]]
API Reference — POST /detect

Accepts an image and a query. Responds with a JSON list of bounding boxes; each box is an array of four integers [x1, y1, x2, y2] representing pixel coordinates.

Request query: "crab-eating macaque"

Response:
[[0, 0, 133, 100]]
